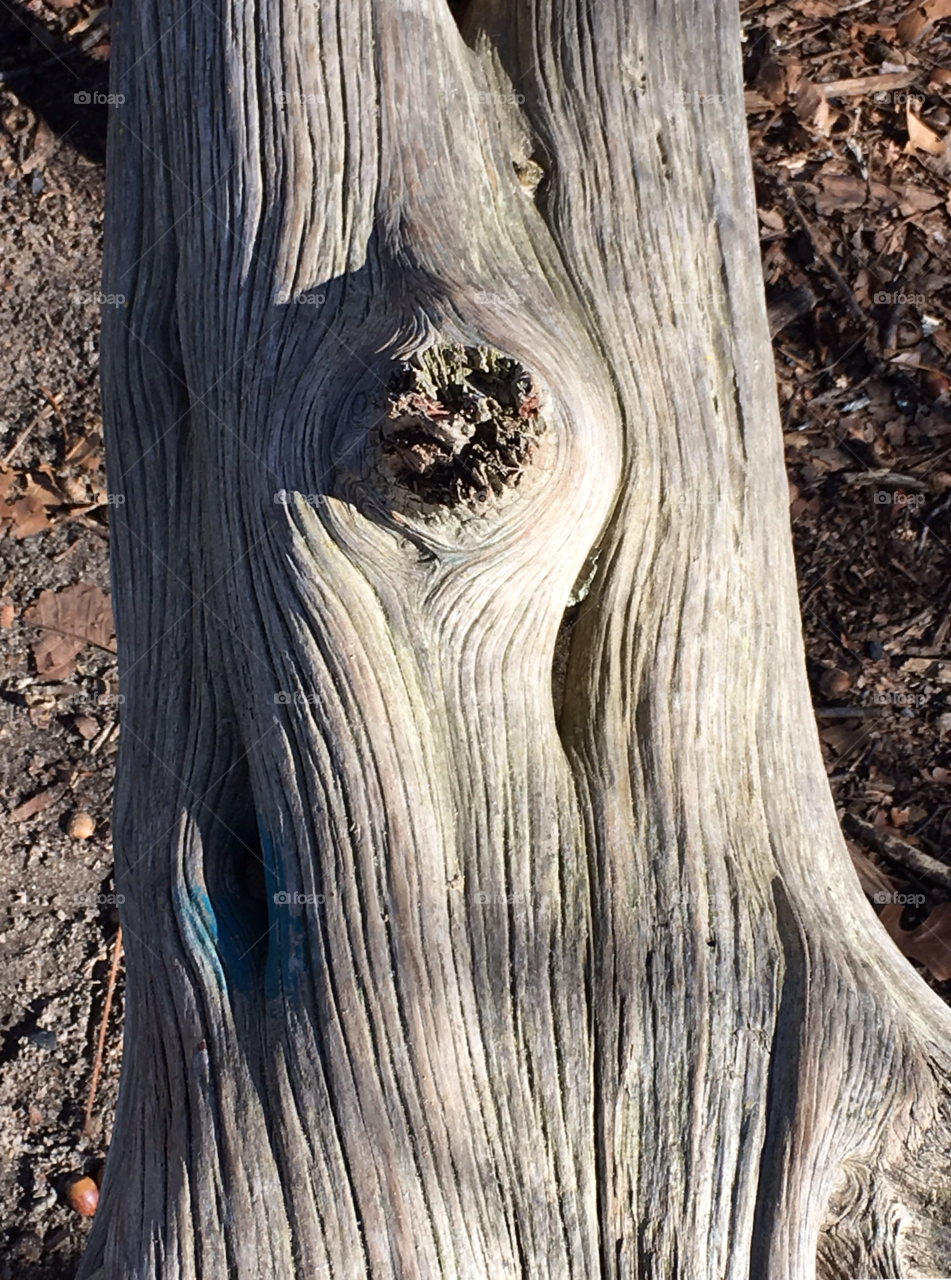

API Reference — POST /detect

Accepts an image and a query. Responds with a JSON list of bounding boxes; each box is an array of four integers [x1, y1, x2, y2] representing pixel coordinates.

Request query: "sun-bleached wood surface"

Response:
[[80, 0, 951, 1276]]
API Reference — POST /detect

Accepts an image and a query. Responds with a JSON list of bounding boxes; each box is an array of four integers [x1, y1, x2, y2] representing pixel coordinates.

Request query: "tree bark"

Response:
[[82, 0, 951, 1276]]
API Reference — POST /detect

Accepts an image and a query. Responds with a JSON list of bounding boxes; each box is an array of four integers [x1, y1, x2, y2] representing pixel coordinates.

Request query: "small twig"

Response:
[[23, 621, 118, 655], [842, 813, 951, 895], [820, 71, 919, 99], [84, 923, 124, 1138], [755, 160, 869, 327], [814, 706, 885, 718], [842, 469, 931, 492], [37, 384, 68, 437], [1, 416, 40, 466]]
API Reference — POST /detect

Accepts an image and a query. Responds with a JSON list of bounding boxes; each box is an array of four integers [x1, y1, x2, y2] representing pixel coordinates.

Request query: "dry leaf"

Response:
[[24, 583, 116, 680], [6, 472, 66, 539], [815, 175, 867, 214], [819, 723, 868, 755], [745, 89, 775, 114], [847, 840, 896, 898], [898, 4, 929, 41], [897, 0, 951, 40], [20, 119, 55, 176], [897, 183, 943, 214], [881, 901, 951, 981], [24, 472, 66, 506], [792, 79, 838, 134], [755, 60, 787, 106], [9, 495, 52, 539], [759, 207, 786, 231], [9, 784, 66, 823], [906, 107, 947, 155]]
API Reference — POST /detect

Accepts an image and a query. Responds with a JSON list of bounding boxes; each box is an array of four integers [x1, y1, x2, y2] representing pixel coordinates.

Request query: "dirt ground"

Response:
[[1, 0, 951, 1274]]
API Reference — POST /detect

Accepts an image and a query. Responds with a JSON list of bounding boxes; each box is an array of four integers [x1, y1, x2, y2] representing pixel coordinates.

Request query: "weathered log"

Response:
[[80, 0, 951, 1275]]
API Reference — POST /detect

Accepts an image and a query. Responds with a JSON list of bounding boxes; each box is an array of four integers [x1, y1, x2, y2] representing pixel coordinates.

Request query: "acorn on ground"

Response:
[[64, 1173, 99, 1217], [68, 812, 96, 840]]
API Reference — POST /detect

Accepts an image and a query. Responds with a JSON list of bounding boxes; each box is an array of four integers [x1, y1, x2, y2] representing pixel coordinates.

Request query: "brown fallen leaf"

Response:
[[755, 60, 787, 106], [10, 784, 66, 823], [881, 901, 951, 981], [9, 495, 52, 539], [19, 119, 55, 176], [24, 583, 117, 681], [898, 0, 951, 42], [745, 90, 775, 114], [897, 183, 943, 214], [815, 174, 867, 215], [792, 79, 836, 134], [898, 4, 929, 41], [847, 839, 897, 899], [7, 472, 67, 538], [819, 723, 868, 756], [906, 106, 947, 155]]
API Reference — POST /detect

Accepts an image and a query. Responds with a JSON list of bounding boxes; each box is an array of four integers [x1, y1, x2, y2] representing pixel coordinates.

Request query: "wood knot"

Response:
[[377, 344, 546, 509]]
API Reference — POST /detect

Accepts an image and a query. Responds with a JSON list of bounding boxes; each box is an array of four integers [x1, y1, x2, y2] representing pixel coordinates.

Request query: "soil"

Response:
[[0, 5, 119, 1275], [0, 0, 951, 1275]]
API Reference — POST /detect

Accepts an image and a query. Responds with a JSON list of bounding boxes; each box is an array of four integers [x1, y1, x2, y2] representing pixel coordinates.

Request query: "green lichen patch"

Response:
[[378, 344, 546, 509]]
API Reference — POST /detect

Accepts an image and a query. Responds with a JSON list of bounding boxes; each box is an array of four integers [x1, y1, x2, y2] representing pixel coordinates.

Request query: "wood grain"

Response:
[[80, 0, 951, 1275]]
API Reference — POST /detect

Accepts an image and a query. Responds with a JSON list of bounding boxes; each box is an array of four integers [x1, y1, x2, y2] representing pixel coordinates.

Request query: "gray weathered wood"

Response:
[[80, 0, 951, 1276]]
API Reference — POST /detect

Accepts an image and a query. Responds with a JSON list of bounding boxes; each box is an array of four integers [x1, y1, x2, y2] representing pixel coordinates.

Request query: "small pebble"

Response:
[[26, 1029, 57, 1050], [68, 812, 96, 840], [64, 1174, 99, 1217], [74, 716, 99, 740], [15, 1231, 42, 1262], [868, 640, 885, 661]]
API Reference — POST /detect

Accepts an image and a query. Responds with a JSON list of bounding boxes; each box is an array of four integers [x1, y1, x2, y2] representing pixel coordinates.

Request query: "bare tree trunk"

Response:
[[81, 0, 951, 1276]]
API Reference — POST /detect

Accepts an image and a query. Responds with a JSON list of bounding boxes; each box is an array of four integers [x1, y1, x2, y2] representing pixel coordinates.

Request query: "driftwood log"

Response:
[[81, 0, 951, 1275]]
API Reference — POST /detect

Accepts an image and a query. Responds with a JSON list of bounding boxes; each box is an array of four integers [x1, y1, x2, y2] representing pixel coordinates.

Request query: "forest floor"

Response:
[[1, 0, 951, 1274]]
